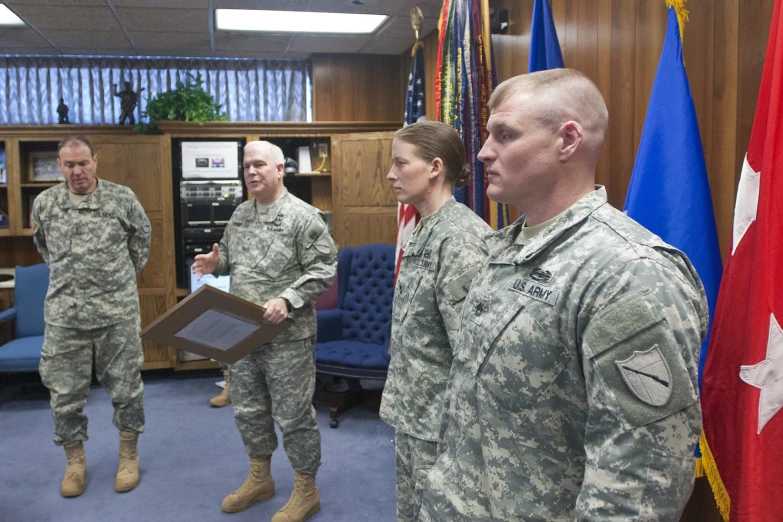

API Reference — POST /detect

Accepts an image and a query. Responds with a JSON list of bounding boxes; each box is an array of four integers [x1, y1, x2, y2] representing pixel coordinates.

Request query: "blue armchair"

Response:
[[315, 244, 395, 427], [0, 264, 49, 373]]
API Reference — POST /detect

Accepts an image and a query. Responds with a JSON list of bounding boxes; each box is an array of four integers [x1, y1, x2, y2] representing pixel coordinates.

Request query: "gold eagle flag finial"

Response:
[[411, 6, 423, 42]]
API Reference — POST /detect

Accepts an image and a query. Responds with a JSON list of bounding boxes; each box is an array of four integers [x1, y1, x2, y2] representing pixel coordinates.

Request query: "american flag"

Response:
[[396, 41, 426, 282]]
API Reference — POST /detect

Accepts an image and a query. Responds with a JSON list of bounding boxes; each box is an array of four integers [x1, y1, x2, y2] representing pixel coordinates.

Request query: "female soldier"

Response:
[[379, 121, 492, 522]]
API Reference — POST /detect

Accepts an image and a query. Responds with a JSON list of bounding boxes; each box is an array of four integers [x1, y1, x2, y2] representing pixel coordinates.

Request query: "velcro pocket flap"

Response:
[[443, 265, 482, 304]]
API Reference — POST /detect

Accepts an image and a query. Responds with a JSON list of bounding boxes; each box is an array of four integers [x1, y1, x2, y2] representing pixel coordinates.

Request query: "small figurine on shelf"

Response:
[[57, 97, 70, 124], [113, 81, 144, 125]]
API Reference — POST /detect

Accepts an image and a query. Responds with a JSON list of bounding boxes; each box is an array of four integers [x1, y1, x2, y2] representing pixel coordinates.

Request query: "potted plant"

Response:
[[135, 73, 228, 134]]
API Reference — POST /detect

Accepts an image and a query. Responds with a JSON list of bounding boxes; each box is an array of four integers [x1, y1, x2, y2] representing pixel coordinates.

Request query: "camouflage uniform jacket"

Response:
[[380, 198, 490, 441], [421, 187, 708, 521], [214, 190, 336, 342], [32, 180, 151, 329]]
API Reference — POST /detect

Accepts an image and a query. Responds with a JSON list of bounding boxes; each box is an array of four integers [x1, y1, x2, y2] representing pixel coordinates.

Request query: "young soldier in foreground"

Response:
[[419, 69, 707, 521]]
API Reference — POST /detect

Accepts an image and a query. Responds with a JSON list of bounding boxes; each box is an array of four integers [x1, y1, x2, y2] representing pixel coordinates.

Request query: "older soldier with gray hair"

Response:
[[419, 68, 708, 521], [192, 140, 336, 522], [32, 135, 151, 498]]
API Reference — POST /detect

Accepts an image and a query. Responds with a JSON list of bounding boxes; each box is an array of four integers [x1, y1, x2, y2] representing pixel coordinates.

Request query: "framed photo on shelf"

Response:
[[28, 151, 63, 182], [0, 149, 6, 184]]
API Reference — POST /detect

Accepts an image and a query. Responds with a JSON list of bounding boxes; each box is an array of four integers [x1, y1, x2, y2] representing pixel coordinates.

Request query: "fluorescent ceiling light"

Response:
[[0, 4, 25, 26], [216, 9, 386, 34]]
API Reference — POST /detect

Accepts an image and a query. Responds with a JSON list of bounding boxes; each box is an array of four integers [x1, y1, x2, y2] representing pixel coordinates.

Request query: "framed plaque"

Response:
[[141, 285, 293, 364]]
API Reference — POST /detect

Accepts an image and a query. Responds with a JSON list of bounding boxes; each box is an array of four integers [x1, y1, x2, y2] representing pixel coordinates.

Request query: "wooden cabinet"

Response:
[[0, 126, 176, 370], [0, 287, 12, 347], [0, 121, 401, 370], [156, 122, 400, 250], [331, 131, 397, 247]]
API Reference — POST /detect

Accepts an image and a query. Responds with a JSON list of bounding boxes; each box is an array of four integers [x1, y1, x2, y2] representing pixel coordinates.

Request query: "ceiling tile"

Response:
[[111, 0, 209, 7], [213, 32, 290, 52], [212, 50, 309, 59], [415, 0, 444, 18], [360, 37, 414, 55], [288, 34, 371, 53], [59, 48, 133, 56], [46, 30, 133, 50], [213, 0, 311, 10], [10, 6, 120, 30], [307, 0, 411, 15], [7, 0, 106, 6], [131, 31, 211, 50], [0, 27, 53, 48], [114, 7, 209, 32], [137, 49, 214, 57], [377, 15, 437, 39]]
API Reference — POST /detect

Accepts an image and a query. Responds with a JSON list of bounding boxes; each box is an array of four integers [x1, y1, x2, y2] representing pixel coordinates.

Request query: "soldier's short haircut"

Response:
[[245, 140, 285, 166], [58, 135, 95, 157], [488, 68, 609, 146]]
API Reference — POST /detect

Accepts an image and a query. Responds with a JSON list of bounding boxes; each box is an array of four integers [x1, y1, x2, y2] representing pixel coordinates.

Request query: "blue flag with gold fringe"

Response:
[[623, 3, 723, 471]]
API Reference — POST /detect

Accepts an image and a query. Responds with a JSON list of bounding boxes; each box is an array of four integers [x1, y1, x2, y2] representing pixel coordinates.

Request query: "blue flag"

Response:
[[528, 0, 564, 72], [624, 7, 723, 393]]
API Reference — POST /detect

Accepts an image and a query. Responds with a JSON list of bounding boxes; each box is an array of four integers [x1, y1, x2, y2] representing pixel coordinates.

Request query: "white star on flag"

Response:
[[740, 313, 783, 434], [732, 156, 761, 254]]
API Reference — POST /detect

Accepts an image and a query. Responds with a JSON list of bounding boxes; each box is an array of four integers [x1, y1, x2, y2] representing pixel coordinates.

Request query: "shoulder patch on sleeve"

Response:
[[444, 264, 483, 304], [313, 235, 332, 254], [584, 290, 698, 428]]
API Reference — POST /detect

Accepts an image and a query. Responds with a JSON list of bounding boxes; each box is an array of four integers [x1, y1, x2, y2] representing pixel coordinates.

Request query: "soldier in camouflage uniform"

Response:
[[32, 136, 151, 498], [419, 69, 708, 521], [378, 121, 491, 522], [192, 141, 336, 522]]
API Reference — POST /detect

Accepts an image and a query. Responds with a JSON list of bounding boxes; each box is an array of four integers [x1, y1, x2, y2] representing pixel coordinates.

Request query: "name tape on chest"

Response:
[[509, 278, 560, 306], [415, 258, 436, 271]]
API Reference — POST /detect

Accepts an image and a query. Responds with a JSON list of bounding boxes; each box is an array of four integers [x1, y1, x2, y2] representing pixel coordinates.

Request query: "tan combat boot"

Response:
[[271, 472, 321, 522], [61, 441, 86, 497], [210, 374, 231, 408], [115, 431, 139, 493], [221, 457, 275, 513]]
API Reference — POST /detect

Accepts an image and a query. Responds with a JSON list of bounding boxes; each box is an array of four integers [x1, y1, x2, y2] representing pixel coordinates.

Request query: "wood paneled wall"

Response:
[[421, 0, 774, 259], [311, 54, 406, 122]]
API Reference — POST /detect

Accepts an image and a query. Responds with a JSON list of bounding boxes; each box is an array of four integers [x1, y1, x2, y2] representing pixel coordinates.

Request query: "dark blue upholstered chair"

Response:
[[315, 244, 395, 427], [0, 263, 49, 374]]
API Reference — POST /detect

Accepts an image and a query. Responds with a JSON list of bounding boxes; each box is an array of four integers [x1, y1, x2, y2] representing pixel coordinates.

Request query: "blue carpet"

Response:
[[0, 372, 397, 522]]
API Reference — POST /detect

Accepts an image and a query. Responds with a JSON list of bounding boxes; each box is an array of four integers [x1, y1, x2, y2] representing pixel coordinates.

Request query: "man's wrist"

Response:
[[282, 298, 293, 313]]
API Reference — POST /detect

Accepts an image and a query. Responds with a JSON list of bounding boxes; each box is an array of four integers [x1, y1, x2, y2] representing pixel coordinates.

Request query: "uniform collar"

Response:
[[255, 189, 289, 222], [488, 186, 609, 265], [405, 197, 457, 256], [57, 178, 102, 210]]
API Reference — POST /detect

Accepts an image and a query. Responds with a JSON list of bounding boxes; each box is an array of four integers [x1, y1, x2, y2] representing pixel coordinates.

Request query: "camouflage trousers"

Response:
[[39, 319, 145, 446], [230, 337, 320, 474], [395, 431, 439, 522]]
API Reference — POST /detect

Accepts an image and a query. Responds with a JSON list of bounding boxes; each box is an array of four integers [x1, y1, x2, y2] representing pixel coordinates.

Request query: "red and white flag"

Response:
[[700, 1, 783, 520], [395, 203, 419, 282], [396, 40, 426, 282]]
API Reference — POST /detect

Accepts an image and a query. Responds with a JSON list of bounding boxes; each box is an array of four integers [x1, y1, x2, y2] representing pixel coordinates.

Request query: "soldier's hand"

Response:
[[262, 298, 288, 324], [192, 243, 220, 280]]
